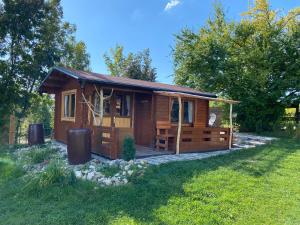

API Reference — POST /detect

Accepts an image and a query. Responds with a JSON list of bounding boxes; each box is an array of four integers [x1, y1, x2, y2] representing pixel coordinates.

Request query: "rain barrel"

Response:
[[28, 124, 45, 145], [67, 128, 91, 165]]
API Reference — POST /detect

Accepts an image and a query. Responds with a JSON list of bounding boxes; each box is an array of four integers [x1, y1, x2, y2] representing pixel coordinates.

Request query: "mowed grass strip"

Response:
[[0, 139, 299, 225]]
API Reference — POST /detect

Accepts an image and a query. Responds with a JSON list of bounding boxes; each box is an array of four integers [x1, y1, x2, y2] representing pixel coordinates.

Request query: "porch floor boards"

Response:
[[135, 145, 173, 158]]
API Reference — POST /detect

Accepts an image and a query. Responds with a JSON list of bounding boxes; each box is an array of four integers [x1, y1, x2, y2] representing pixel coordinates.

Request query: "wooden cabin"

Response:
[[39, 66, 238, 159]]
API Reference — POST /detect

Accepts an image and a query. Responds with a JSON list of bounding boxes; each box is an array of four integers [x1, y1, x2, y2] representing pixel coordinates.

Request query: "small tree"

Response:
[[122, 136, 136, 161]]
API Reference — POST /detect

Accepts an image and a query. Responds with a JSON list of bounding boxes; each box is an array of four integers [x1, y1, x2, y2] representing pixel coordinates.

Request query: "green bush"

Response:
[[24, 161, 76, 193], [38, 162, 76, 187], [26, 146, 57, 164], [122, 136, 135, 161]]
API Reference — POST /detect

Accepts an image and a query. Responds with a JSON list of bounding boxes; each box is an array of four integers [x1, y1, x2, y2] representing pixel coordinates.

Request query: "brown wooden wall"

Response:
[[54, 79, 83, 143], [154, 95, 209, 128], [53, 79, 137, 158]]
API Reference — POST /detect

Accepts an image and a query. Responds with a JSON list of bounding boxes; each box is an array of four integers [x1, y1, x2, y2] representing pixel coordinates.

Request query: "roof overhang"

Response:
[[39, 66, 218, 98], [154, 91, 239, 104]]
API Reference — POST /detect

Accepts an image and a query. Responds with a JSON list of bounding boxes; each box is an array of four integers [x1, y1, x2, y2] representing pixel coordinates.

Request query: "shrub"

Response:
[[38, 161, 76, 187], [122, 136, 136, 161], [26, 146, 57, 164], [24, 161, 76, 193]]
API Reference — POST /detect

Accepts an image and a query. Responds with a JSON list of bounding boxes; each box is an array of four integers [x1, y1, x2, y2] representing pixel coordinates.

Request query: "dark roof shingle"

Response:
[[40, 66, 217, 98]]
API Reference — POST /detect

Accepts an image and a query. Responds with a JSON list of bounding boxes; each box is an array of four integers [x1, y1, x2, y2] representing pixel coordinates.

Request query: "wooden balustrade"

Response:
[[168, 127, 231, 153], [92, 126, 133, 159]]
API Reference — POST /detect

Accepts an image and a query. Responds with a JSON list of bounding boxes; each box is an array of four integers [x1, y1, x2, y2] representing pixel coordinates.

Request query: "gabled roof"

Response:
[[39, 66, 217, 98]]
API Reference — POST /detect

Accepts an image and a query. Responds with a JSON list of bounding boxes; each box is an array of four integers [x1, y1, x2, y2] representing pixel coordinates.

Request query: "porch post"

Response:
[[229, 103, 233, 149], [176, 95, 182, 155]]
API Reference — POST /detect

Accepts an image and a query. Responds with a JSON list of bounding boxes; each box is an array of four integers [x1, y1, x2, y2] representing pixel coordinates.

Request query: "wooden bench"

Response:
[[156, 121, 174, 151]]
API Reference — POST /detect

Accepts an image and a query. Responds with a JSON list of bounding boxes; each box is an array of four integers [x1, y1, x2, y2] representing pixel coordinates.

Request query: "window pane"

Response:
[[94, 94, 100, 114], [116, 95, 122, 116], [64, 95, 69, 117], [104, 99, 110, 115], [123, 95, 130, 116], [171, 99, 179, 122], [103, 91, 111, 115], [70, 94, 76, 117], [184, 101, 193, 123]]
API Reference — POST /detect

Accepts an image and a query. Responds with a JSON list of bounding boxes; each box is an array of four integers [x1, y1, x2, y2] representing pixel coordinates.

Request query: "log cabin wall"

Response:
[[154, 94, 229, 152], [54, 78, 83, 143], [54, 80, 136, 159]]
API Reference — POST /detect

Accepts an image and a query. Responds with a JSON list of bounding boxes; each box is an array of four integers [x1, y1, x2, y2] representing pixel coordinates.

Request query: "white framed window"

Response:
[[61, 89, 76, 122]]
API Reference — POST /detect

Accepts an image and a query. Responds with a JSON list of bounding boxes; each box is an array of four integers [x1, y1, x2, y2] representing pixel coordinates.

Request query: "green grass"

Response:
[[99, 165, 121, 177], [25, 145, 57, 164], [1, 139, 300, 224]]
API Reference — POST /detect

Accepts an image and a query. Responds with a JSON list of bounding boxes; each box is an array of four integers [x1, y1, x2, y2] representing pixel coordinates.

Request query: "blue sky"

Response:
[[61, 0, 299, 84]]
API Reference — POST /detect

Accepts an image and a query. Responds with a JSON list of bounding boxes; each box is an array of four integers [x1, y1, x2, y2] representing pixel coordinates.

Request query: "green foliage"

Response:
[[25, 94, 54, 137], [173, 1, 300, 132], [99, 165, 121, 177], [0, 157, 24, 181], [25, 146, 57, 164], [25, 161, 76, 194], [104, 45, 157, 81], [122, 136, 136, 161], [0, 0, 90, 142]]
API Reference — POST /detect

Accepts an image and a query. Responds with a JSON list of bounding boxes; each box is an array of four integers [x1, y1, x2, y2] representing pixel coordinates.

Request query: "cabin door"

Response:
[[134, 94, 153, 147]]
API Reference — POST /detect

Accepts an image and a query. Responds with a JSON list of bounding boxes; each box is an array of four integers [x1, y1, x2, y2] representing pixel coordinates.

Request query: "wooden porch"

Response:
[[135, 145, 173, 158]]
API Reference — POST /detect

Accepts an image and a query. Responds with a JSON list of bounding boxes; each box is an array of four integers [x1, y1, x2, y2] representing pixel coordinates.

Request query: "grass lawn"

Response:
[[1, 138, 300, 225]]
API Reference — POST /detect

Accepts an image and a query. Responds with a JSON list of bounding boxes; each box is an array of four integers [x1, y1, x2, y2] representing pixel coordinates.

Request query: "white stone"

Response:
[[127, 170, 133, 176], [89, 165, 95, 170], [86, 172, 94, 180], [124, 165, 130, 171], [74, 171, 82, 178], [103, 178, 112, 186]]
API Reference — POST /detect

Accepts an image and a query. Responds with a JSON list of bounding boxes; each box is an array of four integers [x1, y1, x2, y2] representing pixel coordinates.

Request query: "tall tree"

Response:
[[0, 0, 90, 142], [104, 45, 156, 82], [173, 1, 300, 132]]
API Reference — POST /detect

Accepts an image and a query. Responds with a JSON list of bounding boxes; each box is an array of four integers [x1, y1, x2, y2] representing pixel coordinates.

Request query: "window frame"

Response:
[[61, 89, 77, 122], [170, 98, 194, 125], [93, 91, 111, 116], [115, 94, 131, 117]]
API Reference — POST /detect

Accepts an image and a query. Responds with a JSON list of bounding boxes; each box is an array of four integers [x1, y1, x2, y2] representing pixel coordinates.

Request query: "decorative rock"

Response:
[[86, 172, 94, 180], [124, 165, 130, 171], [127, 170, 133, 176], [89, 165, 95, 170], [103, 178, 112, 186], [75, 170, 82, 178]]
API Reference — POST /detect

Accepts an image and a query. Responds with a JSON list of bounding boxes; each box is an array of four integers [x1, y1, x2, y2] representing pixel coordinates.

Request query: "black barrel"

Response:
[[28, 124, 45, 146], [67, 128, 91, 165]]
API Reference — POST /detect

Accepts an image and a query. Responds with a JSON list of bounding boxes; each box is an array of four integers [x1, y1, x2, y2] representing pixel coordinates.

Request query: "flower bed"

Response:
[[13, 142, 148, 187]]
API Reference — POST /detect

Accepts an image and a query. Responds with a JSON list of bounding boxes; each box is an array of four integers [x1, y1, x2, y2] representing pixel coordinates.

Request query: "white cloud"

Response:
[[164, 0, 181, 11]]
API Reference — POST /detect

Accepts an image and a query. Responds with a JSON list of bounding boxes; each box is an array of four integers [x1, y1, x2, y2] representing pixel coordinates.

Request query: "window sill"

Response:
[[171, 123, 193, 127], [61, 117, 75, 122]]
